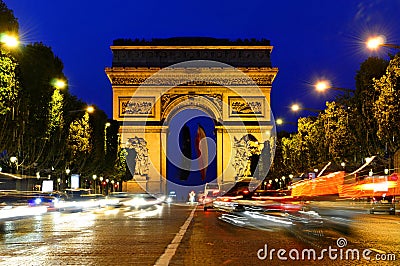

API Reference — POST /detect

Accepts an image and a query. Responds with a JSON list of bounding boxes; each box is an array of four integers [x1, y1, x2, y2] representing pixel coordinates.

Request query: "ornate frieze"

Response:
[[118, 96, 155, 117], [106, 67, 277, 86], [228, 96, 265, 117]]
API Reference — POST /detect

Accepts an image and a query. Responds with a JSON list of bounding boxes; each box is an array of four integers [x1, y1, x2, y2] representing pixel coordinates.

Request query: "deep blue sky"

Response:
[[5, 0, 400, 131]]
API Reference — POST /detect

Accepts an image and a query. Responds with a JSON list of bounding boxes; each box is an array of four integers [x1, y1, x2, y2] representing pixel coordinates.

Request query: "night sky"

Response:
[[4, 0, 400, 130]]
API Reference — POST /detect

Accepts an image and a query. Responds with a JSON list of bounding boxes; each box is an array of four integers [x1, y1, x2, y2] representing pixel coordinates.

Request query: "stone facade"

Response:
[[105, 38, 278, 194]]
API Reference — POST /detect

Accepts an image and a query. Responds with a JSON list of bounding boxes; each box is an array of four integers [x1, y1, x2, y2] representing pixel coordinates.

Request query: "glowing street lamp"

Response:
[[93, 174, 97, 193], [52, 78, 67, 89], [86, 105, 95, 114], [290, 103, 320, 113], [10, 156, 17, 164], [69, 105, 95, 114], [366, 35, 400, 50], [276, 118, 297, 126], [314, 80, 354, 94], [291, 104, 300, 112], [0, 33, 19, 48]]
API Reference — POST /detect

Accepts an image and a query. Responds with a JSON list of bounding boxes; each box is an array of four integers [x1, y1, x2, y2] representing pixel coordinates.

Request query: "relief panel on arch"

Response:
[[228, 96, 266, 117], [118, 96, 155, 118]]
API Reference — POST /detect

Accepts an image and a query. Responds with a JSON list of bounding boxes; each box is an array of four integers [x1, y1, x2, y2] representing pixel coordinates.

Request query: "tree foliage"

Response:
[[68, 112, 92, 156], [0, 50, 18, 114], [0, 1, 118, 185], [373, 54, 400, 154], [0, 0, 18, 34], [47, 88, 64, 135]]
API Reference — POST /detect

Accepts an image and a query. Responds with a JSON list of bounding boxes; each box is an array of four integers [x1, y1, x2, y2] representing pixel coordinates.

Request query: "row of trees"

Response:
[[268, 54, 400, 179], [0, 1, 125, 186]]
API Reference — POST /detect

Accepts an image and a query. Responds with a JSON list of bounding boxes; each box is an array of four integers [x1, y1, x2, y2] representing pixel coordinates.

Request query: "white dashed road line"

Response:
[[154, 207, 197, 266]]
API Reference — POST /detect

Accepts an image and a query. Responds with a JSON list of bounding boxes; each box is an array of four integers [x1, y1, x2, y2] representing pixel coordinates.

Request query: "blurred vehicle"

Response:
[[0, 191, 67, 211], [201, 182, 221, 211], [213, 178, 256, 212], [370, 196, 395, 215], [107, 193, 163, 209], [251, 190, 303, 213], [64, 188, 92, 200], [201, 190, 222, 211], [56, 189, 106, 212], [166, 191, 177, 203]]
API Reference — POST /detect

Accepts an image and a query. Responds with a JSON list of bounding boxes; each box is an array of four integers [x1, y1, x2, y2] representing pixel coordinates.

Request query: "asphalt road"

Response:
[[0, 204, 399, 265]]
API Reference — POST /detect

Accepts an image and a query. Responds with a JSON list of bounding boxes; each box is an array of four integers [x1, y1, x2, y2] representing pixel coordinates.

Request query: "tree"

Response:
[[350, 57, 388, 162], [67, 112, 92, 171], [0, 0, 18, 34], [47, 88, 64, 136], [0, 50, 18, 114], [373, 54, 400, 160], [281, 134, 302, 174], [320, 101, 355, 165]]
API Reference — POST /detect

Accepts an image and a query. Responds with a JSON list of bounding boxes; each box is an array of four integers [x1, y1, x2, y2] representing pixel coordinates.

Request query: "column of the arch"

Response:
[[215, 126, 224, 184], [160, 126, 168, 194]]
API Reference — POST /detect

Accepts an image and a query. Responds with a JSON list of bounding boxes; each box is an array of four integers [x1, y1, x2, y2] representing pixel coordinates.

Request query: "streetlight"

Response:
[[92, 174, 97, 194], [384, 168, 389, 175], [290, 103, 321, 113], [65, 168, 70, 189], [51, 78, 67, 89], [10, 156, 17, 174], [0, 33, 19, 48], [366, 35, 400, 50], [86, 105, 95, 114], [314, 80, 354, 94], [69, 105, 95, 114], [111, 180, 115, 192], [276, 118, 297, 126], [105, 178, 110, 195]]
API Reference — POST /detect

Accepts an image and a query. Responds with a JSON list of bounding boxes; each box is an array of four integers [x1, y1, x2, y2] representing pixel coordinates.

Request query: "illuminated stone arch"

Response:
[[106, 38, 278, 194]]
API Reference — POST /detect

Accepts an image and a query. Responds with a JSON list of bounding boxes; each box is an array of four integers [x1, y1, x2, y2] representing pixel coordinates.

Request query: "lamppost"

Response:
[[106, 178, 109, 195], [65, 168, 70, 189], [314, 80, 354, 94], [366, 36, 400, 50], [69, 105, 95, 114], [111, 180, 115, 193], [99, 176, 104, 194], [10, 156, 17, 174], [276, 118, 297, 126], [290, 103, 321, 114], [92, 174, 97, 194]]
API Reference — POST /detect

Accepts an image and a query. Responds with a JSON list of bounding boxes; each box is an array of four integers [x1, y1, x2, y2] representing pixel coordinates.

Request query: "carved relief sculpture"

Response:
[[232, 135, 262, 178], [126, 136, 150, 177]]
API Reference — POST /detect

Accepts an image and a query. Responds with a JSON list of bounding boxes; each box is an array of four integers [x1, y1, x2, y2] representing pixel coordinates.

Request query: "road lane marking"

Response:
[[154, 207, 196, 266]]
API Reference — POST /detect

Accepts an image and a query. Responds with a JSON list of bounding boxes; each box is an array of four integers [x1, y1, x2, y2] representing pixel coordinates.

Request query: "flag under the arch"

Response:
[[195, 125, 208, 180]]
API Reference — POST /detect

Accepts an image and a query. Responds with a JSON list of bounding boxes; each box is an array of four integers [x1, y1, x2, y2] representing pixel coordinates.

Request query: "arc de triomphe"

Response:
[[105, 38, 278, 194]]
